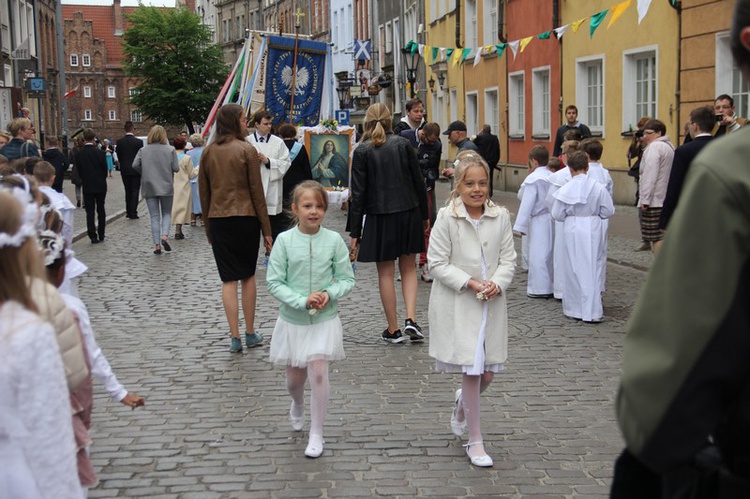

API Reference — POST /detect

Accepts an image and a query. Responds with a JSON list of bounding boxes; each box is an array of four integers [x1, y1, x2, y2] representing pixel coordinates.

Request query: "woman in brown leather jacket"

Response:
[[199, 104, 273, 353]]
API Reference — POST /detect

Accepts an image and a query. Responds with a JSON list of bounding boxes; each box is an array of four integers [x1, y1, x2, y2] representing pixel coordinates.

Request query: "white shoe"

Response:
[[420, 266, 433, 283], [304, 434, 324, 458], [289, 402, 304, 432], [465, 441, 493, 467], [450, 389, 466, 437]]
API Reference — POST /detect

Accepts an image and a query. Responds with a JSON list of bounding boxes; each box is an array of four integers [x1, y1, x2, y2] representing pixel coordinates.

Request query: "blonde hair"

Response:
[[289, 180, 328, 227], [362, 103, 392, 147], [188, 133, 204, 147], [33, 161, 55, 184], [447, 155, 493, 210], [147, 125, 168, 145], [7, 118, 31, 137], [561, 140, 580, 156]]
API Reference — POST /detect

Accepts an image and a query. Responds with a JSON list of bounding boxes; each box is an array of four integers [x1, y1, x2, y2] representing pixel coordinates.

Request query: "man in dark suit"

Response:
[[42, 136, 68, 193], [75, 128, 109, 243], [115, 121, 144, 219], [659, 106, 715, 230], [473, 124, 501, 197]]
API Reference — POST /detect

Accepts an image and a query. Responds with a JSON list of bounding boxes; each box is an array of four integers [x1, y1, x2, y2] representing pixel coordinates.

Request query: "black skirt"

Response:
[[209, 216, 261, 282], [357, 207, 425, 262]]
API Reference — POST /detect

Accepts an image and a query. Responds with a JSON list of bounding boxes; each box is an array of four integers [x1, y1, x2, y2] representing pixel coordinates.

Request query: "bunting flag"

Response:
[[495, 43, 507, 58], [452, 48, 463, 67], [608, 0, 632, 29], [473, 47, 484, 67], [637, 0, 653, 24], [538, 30, 552, 40], [590, 10, 608, 37], [444, 48, 452, 61], [508, 40, 521, 60], [432, 47, 439, 63], [519, 36, 534, 54], [554, 24, 570, 40], [62, 85, 79, 100], [571, 18, 587, 34]]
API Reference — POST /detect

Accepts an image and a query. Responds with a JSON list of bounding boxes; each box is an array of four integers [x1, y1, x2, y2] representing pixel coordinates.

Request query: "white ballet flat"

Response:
[[450, 388, 467, 437], [289, 402, 304, 432], [464, 441, 493, 468], [305, 434, 324, 458]]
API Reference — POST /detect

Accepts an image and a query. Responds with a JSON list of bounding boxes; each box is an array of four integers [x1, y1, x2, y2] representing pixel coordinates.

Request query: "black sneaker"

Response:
[[404, 319, 424, 342], [381, 329, 405, 344]]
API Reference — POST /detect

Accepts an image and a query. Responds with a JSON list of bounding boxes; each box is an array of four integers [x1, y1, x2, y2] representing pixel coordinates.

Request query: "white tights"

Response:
[[286, 360, 330, 439], [458, 372, 494, 457]]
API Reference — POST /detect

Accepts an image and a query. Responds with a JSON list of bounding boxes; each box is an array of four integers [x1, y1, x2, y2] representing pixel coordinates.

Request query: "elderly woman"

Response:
[[638, 119, 675, 255], [133, 125, 179, 254], [186, 133, 205, 227], [170, 136, 197, 240]]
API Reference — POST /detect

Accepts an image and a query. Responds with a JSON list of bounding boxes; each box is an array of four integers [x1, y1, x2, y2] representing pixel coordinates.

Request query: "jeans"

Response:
[[145, 196, 173, 244]]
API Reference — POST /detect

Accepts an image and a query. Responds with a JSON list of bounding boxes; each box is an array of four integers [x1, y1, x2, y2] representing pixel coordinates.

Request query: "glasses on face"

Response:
[[642, 130, 656, 135]]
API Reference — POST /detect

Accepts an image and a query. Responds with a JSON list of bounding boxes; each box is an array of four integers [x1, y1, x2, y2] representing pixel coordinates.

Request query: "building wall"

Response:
[[561, 0, 680, 205]]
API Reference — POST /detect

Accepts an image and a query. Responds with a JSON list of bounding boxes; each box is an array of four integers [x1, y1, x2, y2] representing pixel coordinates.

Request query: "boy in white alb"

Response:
[[34, 161, 75, 245], [550, 152, 615, 323], [513, 146, 554, 297]]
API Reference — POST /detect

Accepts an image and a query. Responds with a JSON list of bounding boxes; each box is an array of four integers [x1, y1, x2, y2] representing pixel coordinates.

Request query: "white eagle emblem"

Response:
[[281, 65, 310, 96]]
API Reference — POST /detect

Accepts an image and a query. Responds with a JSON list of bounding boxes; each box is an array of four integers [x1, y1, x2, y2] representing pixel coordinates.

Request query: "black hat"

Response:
[[442, 120, 467, 135]]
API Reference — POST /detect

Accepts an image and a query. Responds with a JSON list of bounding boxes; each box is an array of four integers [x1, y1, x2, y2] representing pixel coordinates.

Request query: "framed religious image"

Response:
[[303, 128, 355, 188]]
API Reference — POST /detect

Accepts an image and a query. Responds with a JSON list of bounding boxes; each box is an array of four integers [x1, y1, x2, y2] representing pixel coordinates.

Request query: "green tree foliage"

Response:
[[122, 6, 228, 133]]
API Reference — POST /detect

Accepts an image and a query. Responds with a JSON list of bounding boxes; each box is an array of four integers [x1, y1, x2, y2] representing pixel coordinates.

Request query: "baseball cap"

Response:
[[442, 120, 467, 135]]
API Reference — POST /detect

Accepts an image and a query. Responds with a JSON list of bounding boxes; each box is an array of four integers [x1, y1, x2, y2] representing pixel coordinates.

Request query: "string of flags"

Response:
[[407, 0, 668, 68]]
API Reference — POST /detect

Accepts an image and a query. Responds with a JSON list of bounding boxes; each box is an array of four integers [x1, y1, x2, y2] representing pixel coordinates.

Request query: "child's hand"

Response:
[[306, 294, 321, 310], [121, 393, 145, 410], [315, 291, 330, 310]]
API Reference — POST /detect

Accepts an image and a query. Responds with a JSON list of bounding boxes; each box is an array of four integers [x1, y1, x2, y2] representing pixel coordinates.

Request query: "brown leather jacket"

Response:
[[198, 138, 271, 239]]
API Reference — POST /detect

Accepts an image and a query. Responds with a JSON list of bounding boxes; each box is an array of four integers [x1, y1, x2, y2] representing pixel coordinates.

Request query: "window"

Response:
[[107, 86, 116, 98], [532, 67, 551, 138], [466, 92, 478, 136], [108, 110, 116, 121], [70, 54, 78, 66], [379, 24, 385, 66], [483, 0, 498, 45], [508, 71, 525, 137], [484, 88, 499, 140], [84, 109, 92, 121], [83, 86, 92, 98], [333, 11, 339, 48], [3, 65, 11, 87], [716, 32, 750, 118], [130, 110, 143, 123], [623, 47, 657, 131], [576, 56, 604, 133], [466, 0, 477, 49], [385, 21, 392, 54], [128, 87, 139, 97], [82, 54, 91, 67], [449, 88, 458, 123], [223, 19, 230, 42]]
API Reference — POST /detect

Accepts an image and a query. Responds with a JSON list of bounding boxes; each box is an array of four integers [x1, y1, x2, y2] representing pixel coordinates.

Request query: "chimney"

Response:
[[113, 0, 123, 36]]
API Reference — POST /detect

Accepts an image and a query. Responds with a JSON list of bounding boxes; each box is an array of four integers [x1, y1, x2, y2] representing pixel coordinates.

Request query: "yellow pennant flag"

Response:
[[452, 47, 463, 67], [519, 36, 534, 54], [608, 0, 632, 29], [571, 18, 587, 34]]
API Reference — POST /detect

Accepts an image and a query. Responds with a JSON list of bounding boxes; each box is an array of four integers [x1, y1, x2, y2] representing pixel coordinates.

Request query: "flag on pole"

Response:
[[62, 85, 79, 100]]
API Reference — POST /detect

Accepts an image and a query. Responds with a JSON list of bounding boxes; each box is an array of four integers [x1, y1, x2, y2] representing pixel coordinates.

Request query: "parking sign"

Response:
[[335, 110, 350, 125]]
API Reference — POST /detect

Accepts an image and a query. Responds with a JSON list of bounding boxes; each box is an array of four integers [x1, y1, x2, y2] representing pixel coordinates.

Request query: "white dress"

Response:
[[586, 162, 614, 292], [546, 167, 572, 299], [0, 301, 82, 499], [269, 316, 345, 368], [514, 167, 554, 296]]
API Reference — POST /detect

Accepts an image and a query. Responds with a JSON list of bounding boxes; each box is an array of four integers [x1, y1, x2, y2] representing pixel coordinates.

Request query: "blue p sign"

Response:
[[335, 110, 350, 125]]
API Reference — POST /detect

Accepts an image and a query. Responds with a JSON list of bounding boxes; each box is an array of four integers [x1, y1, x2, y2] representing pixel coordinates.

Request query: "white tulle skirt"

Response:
[[269, 316, 346, 367]]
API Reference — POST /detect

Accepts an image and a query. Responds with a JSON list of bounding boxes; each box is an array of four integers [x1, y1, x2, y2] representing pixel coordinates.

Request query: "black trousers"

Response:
[[122, 174, 141, 218], [84, 192, 107, 241], [489, 165, 501, 198]]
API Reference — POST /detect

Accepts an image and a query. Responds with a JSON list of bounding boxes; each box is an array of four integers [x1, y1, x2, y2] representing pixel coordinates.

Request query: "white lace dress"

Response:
[[0, 301, 82, 498]]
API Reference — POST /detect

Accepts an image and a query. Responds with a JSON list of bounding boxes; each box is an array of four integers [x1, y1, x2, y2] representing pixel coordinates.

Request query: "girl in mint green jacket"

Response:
[[267, 181, 355, 458]]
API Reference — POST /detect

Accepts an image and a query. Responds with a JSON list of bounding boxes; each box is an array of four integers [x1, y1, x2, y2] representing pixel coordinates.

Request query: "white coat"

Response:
[[247, 134, 291, 215], [427, 198, 516, 367]]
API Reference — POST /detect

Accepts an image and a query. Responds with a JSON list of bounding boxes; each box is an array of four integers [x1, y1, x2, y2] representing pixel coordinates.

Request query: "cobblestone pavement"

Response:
[[70, 179, 648, 498]]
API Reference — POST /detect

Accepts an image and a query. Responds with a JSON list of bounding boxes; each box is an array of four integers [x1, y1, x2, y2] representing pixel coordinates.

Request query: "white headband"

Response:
[[38, 229, 65, 266], [0, 180, 39, 249]]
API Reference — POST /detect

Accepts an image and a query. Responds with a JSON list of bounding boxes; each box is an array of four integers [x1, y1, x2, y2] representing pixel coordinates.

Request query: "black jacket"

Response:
[[552, 123, 592, 157], [43, 147, 68, 193], [282, 139, 313, 206], [115, 134, 144, 176], [659, 135, 713, 229], [348, 134, 428, 238], [74, 144, 108, 194], [473, 131, 500, 168], [400, 129, 441, 190]]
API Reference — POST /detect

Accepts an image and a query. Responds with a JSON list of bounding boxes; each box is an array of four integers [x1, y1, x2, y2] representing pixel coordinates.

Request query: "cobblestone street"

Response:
[[70, 176, 647, 498]]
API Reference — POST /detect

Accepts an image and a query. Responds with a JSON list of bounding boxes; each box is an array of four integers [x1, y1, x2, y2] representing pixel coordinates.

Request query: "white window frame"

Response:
[[84, 109, 92, 121], [83, 86, 92, 98], [576, 55, 605, 135], [482, 0, 497, 46], [128, 87, 138, 97], [379, 24, 386, 67], [108, 110, 116, 121], [716, 32, 750, 118], [449, 88, 458, 123], [130, 110, 143, 123], [82, 54, 91, 67], [622, 46, 658, 132], [465, 0, 477, 50], [465, 91, 478, 136], [107, 86, 116, 98], [532, 66, 551, 138], [385, 21, 393, 54], [508, 71, 525, 137], [70, 54, 78, 67], [484, 87, 500, 141]]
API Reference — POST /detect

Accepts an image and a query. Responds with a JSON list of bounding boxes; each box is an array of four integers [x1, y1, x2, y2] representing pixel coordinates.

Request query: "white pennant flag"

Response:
[[440, 48, 447, 62], [637, 0, 652, 24], [473, 47, 484, 67], [418, 44, 425, 57], [508, 40, 521, 60], [554, 24, 570, 40]]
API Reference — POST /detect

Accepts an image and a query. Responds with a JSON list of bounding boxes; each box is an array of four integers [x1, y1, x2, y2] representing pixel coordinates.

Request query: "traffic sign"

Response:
[[335, 110, 350, 125]]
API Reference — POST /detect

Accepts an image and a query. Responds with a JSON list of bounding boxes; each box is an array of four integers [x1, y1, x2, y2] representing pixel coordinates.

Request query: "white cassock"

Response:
[[586, 162, 614, 293], [514, 167, 554, 296], [546, 167, 572, 299], [550, 174, 615, 322], [246, 134, 291, 216]]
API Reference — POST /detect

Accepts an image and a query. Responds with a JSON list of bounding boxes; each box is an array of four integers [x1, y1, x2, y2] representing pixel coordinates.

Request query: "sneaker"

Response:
[[381, 329, 405, 344], [635, 241, 651, 252], [245, 331, 264, 348], [420, 266, 433, 283], [403, 319, 424, 342], [229, 336, 242, 353]]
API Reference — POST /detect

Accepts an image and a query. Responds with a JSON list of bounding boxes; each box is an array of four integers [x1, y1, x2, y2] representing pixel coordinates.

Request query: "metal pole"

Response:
[[55, 0, 69, 149]]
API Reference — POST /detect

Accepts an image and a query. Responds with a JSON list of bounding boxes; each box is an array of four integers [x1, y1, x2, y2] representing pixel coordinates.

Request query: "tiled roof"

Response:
[[62, 5, 141, 66]]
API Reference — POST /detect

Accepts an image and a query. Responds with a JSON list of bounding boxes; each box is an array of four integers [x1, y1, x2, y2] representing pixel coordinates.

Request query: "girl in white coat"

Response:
[[427, 156, 516, 467]]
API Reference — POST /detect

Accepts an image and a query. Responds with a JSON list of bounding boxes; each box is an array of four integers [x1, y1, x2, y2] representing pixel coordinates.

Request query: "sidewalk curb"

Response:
[[71, 205, 131, 244]]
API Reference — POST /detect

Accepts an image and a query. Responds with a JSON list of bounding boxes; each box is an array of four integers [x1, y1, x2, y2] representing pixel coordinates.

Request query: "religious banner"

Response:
[[265, 36, 327, 126]]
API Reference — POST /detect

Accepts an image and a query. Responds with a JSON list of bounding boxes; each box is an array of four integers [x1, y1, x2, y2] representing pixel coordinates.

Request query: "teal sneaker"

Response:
[[245, 331, 264, 348], [229, 336, 242, 353]]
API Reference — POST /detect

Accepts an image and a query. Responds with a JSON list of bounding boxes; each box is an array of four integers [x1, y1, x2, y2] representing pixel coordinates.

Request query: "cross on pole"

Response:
[[292, 7, 305, 29]]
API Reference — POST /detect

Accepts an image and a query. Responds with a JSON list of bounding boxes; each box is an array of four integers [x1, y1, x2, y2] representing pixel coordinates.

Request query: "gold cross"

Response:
[[292, 7, 305, 28]]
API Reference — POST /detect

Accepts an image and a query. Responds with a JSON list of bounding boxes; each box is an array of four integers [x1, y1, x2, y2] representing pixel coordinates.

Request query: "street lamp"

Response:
[[428, 75, 435, 92], [336, 85, 350, 109], [401, 46, 421, 99]]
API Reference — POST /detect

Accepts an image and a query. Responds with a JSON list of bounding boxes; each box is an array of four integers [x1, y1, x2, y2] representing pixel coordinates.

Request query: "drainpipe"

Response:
[[671, 1, 682, 142], [455, 0, 462, 48]]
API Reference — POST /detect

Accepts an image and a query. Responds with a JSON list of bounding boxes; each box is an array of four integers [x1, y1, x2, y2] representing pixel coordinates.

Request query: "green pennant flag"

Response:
[[432, 47, 439, 62], [495, 43, 507, 58], [411, 42, 418, 55], [405, 40, 415, 52], [590, 10, 608, 38], [538, 30, 552, 40], [461, 48, 471, 63], [446, 48, 454, 60]]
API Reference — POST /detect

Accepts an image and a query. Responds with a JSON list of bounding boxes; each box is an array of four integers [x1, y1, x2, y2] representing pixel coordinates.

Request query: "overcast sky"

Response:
[[61, 1, 177, 6]]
